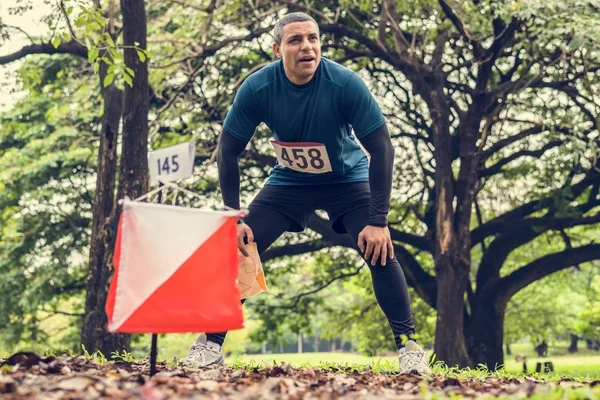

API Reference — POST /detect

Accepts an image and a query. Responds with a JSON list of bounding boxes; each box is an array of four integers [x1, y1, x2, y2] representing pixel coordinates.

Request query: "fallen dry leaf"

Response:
[[1, 352, 599, 399]]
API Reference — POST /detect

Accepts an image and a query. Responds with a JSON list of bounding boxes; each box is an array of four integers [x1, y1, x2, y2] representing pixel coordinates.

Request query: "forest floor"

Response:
[[2, 352, 600, 399]]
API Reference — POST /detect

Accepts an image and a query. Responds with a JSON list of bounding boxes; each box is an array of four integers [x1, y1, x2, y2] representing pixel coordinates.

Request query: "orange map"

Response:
[[237, 242, 268, 299]]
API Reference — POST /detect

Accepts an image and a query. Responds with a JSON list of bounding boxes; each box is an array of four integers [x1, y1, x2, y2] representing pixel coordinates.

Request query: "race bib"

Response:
[[270, 141, 333, 174]]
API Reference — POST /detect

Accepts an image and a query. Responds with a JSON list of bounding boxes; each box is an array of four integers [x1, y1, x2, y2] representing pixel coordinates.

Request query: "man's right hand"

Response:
[[237, 222, 254, 257]]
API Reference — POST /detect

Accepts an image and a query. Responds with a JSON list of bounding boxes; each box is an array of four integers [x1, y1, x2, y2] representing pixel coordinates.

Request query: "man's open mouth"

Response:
[[299, 56, 315, 64]]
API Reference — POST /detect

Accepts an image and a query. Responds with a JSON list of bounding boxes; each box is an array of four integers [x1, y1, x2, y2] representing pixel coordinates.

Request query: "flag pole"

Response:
[[149, 182, 164, 376], [150, 333, 158, 376]]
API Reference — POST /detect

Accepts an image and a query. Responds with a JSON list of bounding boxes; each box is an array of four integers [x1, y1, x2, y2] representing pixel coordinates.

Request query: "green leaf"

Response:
[[94, 13, 106, 27], [62, 32, 71, 42], [125, 67, 135, 77], [56, 70, 64, 79], [74, 15, 86, 28], [93, 61, 100, 74], [124, 73, 133, 87], [88, 47, 99, 63], [136, 50, 146, 62], [109, 48, 123, 60], [103, 73, 114, 87], [104, 34, 115, 48], [51, 36, 61, 49], [66, 6, 74, 16]]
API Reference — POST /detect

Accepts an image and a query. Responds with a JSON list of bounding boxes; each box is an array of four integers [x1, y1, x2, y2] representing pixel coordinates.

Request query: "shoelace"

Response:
[[189, 343, 220, 362], [401, 350, 426, 369]]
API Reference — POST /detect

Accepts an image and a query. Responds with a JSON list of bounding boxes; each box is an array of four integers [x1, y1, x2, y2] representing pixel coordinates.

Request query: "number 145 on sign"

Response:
[[148, 143, 196, 186]]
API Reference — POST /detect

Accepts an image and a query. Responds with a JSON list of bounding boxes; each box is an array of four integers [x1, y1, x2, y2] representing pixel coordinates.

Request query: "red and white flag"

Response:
[[105, 199, 244, 333]]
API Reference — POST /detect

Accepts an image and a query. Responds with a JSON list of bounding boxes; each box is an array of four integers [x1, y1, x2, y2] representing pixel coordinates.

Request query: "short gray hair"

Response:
[[273, 12, 319, 44]]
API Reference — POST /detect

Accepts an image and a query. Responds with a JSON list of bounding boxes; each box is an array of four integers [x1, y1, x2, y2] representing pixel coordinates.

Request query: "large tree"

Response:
[[173, 0, 599, 368]]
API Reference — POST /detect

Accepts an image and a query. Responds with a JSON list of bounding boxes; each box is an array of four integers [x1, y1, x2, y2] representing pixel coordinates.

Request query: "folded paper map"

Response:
[[237, 242, 268, 299]]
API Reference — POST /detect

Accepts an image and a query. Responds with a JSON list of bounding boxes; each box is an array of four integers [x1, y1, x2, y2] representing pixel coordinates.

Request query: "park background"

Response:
[[1, 0, 600, 382]]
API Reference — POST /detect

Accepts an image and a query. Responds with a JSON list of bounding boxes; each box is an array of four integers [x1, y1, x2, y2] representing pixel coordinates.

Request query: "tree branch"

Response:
[[41, 307, 83, 317], [52, 281, 86, 295], [479, 139, 563, 178], [1, 24, 35, 44], [530, 66, 600, 91], [262, 240, 332, 262], [475, 195, 600, 290], [500, 244, 600, 301], [481, 124, 551, 160], [276, 0, 335, 23], [0, 41, 87, 64], [475, 18, 520, 93], [320, 22, 423, 81], [305, 213, 355, 248], [270, 267, 364, 310], [380, 0, 412, 55], [204, 25, 273, 56], [167, 0, 212, 12], [59, 0, 78, 41], [472, 172, 600, 244], [389, 227, 431, 251], [437, 0, 484, 58], [394, 245, 437, 308]]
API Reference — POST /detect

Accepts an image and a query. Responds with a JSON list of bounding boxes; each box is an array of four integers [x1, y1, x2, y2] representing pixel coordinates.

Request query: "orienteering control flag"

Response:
[[105, 199, 244, 333]]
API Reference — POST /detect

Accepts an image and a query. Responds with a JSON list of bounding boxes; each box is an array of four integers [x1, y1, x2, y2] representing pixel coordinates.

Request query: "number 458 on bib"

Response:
[[270, 141, 333, 174]]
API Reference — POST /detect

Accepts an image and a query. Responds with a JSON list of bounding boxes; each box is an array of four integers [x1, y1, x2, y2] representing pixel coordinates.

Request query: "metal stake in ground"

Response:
[[150, 333, 158, 376], [149, 182, 164, 377]]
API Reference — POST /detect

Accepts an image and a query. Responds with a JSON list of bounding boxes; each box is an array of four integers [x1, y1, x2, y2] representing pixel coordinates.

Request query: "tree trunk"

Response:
[[434, 265, 472, 367], [465, 297, 506, 369], [117, 0, 149, 204], [82, 0, 149, 356], [81, 61, 128, 356], [428, 88, 472, 368], [298, 333, 303, 354], [568, 334, 579, 353], [505, 343, 511, 356]]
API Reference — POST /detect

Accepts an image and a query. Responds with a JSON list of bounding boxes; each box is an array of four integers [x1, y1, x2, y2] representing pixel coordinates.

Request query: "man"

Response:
[[180, 12, 430, 375]]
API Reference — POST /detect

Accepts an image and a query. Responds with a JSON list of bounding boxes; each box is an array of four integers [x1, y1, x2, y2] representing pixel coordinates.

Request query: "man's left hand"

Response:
[[358, 225, 394, 266]]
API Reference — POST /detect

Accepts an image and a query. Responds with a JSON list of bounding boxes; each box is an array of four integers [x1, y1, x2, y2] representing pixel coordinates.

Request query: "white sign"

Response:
[[148, 143, 195, 187], [270, 141, 333, 174]]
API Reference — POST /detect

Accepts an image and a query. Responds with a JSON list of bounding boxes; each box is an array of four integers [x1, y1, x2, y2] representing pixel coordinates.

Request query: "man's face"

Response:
[[273, 21, 321, 85]]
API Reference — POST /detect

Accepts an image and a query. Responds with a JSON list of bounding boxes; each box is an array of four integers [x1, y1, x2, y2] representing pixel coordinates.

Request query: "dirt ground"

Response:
[[1, 352, 599, 399]]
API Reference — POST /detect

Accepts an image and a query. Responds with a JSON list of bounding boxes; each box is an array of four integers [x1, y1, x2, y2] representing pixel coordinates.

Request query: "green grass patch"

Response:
[[228, 351, 600, 381]]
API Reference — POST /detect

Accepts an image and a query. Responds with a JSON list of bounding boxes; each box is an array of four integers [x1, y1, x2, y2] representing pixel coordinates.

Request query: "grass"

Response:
[[141, 336, 600, 380], [4, 338, 600, 382], [227, 350, 600, 381]]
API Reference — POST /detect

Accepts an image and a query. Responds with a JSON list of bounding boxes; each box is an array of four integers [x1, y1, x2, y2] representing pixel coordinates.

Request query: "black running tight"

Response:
[[206, 205, 415, 349]]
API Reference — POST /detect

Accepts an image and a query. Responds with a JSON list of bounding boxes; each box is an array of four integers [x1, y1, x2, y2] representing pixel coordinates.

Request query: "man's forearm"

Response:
[[360, 124, 395, 227], [217, 129, 248, 210]]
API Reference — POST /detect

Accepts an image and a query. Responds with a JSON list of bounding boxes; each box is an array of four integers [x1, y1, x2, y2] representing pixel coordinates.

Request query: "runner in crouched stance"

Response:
[[180, 12, 430, 375]]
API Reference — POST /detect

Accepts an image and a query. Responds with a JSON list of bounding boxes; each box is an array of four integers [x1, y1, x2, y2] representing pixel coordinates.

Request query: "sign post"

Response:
[[148, 143, 195, 375]]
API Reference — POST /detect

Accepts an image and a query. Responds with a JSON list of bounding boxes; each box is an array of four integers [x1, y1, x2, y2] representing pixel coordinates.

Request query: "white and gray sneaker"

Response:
[[399, 340, 431, 375], [179, 334, 224, 368]]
